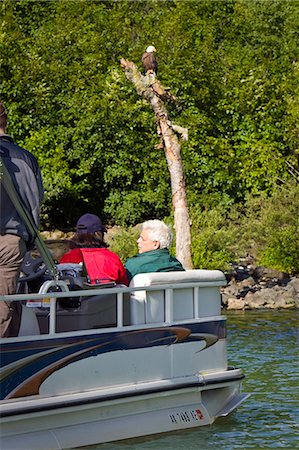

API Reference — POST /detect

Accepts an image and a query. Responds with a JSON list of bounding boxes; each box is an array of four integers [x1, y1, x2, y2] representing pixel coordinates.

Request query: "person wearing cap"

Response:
[[0, 101, 44, 338], [59, 213, 128, 286], [125, 220, 185, 283]]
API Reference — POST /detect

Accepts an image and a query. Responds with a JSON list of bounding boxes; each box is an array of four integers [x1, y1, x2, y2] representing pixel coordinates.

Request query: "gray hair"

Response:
[[141, 220, 173, 249]]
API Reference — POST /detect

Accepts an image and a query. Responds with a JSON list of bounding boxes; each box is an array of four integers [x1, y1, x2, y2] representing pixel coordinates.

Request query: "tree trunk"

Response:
[[120, 59, 193, 269]]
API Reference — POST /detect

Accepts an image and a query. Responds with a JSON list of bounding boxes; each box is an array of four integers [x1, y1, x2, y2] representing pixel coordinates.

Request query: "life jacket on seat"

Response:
[[80, 248, 128, 285]]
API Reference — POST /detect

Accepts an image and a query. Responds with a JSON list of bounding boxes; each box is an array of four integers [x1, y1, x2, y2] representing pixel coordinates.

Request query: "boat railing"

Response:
[[0, 270, 226, 336]]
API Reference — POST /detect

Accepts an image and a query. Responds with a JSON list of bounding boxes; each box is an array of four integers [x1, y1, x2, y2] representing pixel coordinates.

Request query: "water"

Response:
[[80, 311, 298, 450]]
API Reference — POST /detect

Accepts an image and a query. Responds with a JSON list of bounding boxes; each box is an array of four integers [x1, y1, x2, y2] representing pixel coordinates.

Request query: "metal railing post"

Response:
[[49, 298, 56, 334], [165, 288, 173, 323], [117, 292, 123, 327]]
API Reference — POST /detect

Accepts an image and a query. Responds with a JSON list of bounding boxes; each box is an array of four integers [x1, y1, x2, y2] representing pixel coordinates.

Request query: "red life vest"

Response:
[[59, 247, 128, 285], [80, 248, 128, 285]]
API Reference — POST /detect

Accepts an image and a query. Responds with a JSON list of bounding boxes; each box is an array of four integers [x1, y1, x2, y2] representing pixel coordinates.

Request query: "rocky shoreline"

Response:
[[222, 263, 299, 310]]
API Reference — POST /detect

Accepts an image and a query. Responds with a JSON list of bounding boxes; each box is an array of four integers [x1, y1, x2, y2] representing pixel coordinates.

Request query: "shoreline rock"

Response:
[[222, 264, 299, 310]]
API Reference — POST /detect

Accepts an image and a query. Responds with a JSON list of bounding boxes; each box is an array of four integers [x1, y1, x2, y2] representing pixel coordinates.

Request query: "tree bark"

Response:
[[120, 58, 193, 269]]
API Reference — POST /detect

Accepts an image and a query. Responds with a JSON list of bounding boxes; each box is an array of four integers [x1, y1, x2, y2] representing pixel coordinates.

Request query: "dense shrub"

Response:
[[190, 206, 237, 271], [251, 182, 299, 273], [189, 181, 299, 274], [107, 227, 139, 263]]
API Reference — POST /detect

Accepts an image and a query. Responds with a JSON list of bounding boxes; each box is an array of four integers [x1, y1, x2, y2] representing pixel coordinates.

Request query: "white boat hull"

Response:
[[0, 269, 250, 449], [1, 370, 247, 450]]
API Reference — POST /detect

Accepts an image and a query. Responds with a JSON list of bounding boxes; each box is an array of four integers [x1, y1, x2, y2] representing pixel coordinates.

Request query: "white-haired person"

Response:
[[125, 220, 184, 282]]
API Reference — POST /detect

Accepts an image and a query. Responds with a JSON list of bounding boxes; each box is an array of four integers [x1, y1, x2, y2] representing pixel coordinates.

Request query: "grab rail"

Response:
[[0, 280, 225, 302], [0, 278, 225, 335]]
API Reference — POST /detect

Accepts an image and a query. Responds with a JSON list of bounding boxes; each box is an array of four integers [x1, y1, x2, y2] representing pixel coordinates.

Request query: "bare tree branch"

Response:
[[120, 57, 193, 268]]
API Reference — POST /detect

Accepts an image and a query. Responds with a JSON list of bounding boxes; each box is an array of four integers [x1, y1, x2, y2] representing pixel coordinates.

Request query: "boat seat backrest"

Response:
[[57, 293, 118, 332], [35, 292, 119, 334], [129, 269, 226, 325]]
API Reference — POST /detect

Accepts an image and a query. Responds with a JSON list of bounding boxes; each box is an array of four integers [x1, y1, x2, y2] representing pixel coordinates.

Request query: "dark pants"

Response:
[[0, 234, 26, 337]]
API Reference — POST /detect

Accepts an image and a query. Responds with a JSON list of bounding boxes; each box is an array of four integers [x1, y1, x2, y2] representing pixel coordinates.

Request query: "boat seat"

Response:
[[36, 291, 120, 334], [129, 269, 226, 325], [32, 266, 123, 333]]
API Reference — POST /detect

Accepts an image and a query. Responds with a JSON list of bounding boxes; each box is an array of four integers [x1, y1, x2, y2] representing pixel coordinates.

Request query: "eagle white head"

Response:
[[146, 45, 156, 53]]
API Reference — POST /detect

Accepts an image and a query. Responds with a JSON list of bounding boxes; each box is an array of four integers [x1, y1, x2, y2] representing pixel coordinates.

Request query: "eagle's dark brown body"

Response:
[[141, 48, 158, 75]]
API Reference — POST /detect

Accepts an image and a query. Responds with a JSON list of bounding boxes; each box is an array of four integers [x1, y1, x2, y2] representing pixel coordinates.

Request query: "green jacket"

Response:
[[125, 248, 185, 282]]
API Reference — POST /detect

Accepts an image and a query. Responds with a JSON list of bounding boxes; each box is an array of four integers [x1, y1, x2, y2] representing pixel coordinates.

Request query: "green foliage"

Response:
[[261, 227, 299, 274], [246, 182, 299, 273], [106, 227, 139, 263], [188, 180, 299, 274], [190, 206, 237, 271], [0, 0, 298, 271]]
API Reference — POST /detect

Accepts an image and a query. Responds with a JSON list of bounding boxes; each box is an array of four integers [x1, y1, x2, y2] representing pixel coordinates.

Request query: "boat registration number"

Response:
[[169, 408, 204, 424]]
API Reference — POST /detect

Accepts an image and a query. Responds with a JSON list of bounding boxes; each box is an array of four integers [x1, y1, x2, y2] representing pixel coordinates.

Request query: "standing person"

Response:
[[0, 101, 44, 337], [59, 213, 128, 286], [125, 219, 185, 283]]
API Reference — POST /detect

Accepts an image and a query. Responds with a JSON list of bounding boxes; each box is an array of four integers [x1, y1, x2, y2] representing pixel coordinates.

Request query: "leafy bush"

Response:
[[190, 206, 237, 271], [261, 226, 298, 273], [255, 182, 299, 273], [106, 227, 139, 263], [189, 181, 299, 274]]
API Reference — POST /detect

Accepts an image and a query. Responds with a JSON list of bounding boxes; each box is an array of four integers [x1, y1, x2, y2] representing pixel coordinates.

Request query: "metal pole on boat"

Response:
[[0, 157, 58, 280]]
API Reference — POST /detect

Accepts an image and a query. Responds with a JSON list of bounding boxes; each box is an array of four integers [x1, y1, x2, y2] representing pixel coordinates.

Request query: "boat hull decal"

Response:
[[0, 320, 225, 400]]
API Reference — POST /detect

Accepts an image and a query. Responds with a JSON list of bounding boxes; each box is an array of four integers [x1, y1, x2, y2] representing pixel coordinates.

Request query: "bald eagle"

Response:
[[141, 46, 158, 75]]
